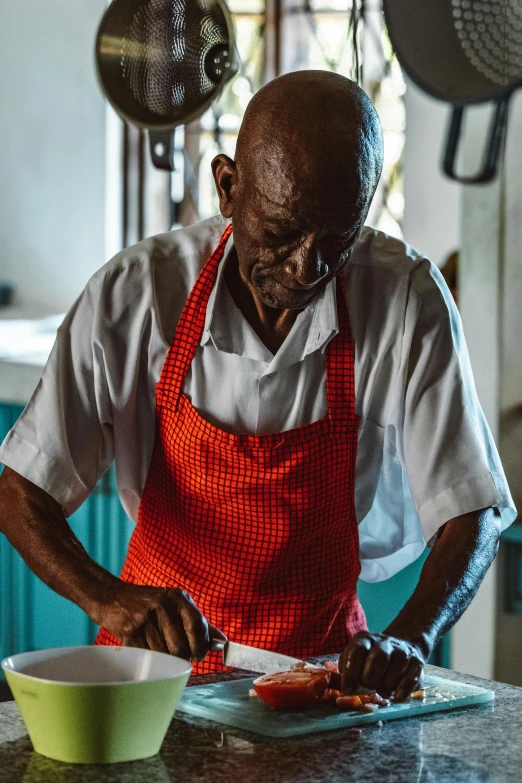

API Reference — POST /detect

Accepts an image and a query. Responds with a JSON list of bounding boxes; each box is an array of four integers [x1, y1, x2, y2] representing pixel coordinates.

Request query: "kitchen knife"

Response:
[[208, 639, 424, 694], [208, 638, 342, 687], [210, 638, 312, 674]]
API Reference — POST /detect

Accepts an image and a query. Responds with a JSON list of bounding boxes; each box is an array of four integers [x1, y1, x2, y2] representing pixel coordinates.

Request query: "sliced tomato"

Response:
[[252, 668, 332, 710]]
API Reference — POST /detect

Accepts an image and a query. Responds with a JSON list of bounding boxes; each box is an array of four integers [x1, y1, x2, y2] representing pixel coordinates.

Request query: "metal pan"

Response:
[[95, 0, 238, 170], [383, 0, 522, 183]]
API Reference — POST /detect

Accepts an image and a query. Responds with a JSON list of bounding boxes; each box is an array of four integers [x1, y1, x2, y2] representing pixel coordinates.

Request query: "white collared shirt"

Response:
[[0, 214, 516, 582]]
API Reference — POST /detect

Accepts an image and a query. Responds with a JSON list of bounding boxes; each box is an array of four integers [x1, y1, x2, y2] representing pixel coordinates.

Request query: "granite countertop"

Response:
[[0, 661, 520, 782]]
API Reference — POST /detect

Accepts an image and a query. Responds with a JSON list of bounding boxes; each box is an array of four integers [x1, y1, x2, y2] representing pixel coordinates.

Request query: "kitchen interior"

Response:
[[1, 0, 522, 781]]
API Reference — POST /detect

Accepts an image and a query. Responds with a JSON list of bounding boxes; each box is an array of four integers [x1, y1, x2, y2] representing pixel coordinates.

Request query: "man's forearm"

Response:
[[384, 507, 501, 659], [0, 467, 121, 626]]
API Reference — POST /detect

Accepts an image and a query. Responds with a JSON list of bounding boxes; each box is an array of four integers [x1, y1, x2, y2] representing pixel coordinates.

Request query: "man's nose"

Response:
[[284, 237, 329, 289]]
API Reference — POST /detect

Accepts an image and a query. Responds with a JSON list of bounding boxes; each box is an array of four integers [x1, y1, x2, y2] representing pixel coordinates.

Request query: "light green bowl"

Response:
[[1, 645, 192, 764]]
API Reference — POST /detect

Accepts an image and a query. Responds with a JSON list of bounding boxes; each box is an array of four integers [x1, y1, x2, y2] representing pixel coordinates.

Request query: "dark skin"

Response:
[[0, 71, 502, 698], [219, 72, 378, 353], [0, 469, 500, 699]]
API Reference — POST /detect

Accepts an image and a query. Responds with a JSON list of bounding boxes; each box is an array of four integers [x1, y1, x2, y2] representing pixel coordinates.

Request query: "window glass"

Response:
[[150, 2, 406, 240]]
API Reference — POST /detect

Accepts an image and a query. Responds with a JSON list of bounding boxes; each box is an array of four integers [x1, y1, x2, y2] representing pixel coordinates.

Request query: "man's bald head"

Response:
[[234, 70, 384, 217], [211, 71, 384, 316]]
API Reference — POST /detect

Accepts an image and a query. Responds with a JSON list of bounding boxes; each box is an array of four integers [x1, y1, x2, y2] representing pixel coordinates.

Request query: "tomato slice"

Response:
[[252, 668, 332, 710]]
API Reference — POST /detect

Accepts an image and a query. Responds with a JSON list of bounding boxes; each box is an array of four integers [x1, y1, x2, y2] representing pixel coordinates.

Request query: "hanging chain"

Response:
[[292, 0, 365, 84]]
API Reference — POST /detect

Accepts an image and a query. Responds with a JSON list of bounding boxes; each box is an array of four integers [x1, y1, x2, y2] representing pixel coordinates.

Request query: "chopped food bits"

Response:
[[252, 659, 390, 713], [336, 695, 364, 710], [363, 693, 389, 707], [412, 689, 425, 700], [335, 693, 389, 711]]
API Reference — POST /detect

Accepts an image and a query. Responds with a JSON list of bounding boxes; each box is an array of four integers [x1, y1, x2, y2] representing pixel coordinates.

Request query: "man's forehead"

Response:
[[251, 189, 361, 234]]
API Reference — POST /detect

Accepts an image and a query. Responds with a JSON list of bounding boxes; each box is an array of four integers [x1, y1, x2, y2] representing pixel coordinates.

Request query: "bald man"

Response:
[[0, 72, 514, 700]]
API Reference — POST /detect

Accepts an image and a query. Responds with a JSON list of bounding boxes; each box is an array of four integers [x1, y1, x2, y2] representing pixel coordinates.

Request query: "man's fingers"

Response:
[[360, 642, 393, 692], [208, 623, 228, 643], [392, 658, 423, 702], [340, 635, 373, 691], [156, 604, 191, 659], [338, 631, 426, 700], [379, 648, 410, 697], [106, 585, 217, 662], [121, 612, 170, 655], [144, 615, 170, 654], [177, 592, 210, 661], [121, 630, 149, 650]]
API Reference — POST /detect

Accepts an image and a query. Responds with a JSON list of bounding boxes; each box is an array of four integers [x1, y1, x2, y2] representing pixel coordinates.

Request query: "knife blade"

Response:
[[208, 639, 421, 696], [210, 638, 310, 674]]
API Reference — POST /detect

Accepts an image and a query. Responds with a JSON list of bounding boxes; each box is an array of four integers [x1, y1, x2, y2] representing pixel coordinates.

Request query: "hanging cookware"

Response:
[[95, 0, 239, 171], [382, 0, 522, 184]]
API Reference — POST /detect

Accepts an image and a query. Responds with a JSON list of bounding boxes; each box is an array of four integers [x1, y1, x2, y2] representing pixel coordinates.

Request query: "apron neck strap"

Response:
[[324, 274, 358, 425], [157, 224, 233, 409]]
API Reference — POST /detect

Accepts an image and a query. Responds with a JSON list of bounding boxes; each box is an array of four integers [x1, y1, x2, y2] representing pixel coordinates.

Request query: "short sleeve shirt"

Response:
[[0, 214, 515, 582]]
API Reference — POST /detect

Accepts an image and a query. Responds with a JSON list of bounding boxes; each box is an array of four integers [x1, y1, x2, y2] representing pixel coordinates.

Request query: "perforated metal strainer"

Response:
[[383, 0, 522, 183], [96, 0, 239, 170]]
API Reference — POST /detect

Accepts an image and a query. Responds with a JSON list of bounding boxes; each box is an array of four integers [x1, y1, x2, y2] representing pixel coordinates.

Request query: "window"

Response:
[[121, 1, 406, 245]]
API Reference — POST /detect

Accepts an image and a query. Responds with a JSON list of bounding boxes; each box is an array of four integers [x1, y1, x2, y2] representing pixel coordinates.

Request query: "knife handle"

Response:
[[210, 637, 226, 653]]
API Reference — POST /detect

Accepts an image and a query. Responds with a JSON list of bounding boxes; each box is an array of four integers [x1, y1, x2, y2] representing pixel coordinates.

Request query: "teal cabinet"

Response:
[[0, 402, 448, 674], [359, 552, 450, 666]]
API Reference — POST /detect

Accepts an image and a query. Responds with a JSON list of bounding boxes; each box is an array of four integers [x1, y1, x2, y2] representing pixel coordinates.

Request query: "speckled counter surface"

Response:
[[0, 662, 520, 783]]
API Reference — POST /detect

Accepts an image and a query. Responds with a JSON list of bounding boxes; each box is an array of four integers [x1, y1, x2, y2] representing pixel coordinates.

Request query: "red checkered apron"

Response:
[[96, 225, 367, 672]]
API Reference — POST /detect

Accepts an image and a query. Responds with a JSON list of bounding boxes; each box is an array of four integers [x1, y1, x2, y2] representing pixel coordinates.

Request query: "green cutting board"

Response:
[[176, 675, 494, 737]]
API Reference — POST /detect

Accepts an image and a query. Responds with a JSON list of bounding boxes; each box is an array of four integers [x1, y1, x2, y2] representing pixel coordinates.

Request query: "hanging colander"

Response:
[[95, 0, 239, 170], [383, 0, 522, 183]]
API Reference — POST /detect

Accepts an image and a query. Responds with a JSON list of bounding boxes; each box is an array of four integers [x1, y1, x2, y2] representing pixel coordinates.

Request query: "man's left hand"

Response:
[[338, 631, 426, 701]]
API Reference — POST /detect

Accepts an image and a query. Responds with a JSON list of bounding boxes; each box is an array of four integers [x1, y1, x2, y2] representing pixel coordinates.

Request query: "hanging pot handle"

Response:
[[148, 129, 176, 171], [442, 96, 510, 184]]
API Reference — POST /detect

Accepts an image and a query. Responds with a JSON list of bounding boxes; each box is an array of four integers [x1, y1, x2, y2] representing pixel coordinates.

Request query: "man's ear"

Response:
[[211, 154, 237, 218]]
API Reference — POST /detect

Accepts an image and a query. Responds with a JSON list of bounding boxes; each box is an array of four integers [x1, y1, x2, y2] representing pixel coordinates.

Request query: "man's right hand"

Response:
[[0, 468, 227, 662], [100, 582, 227, 661]]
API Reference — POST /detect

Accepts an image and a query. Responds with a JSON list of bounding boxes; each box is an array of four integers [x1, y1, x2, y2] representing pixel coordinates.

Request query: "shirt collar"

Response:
[[200, 232, 339, 364]]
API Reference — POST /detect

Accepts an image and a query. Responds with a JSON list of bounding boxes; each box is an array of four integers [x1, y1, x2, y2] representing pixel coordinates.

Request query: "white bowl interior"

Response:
[[1, 646, 192, 684]]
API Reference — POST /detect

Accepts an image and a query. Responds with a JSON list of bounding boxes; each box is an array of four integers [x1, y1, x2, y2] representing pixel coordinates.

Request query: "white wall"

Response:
[[446, 94, 522, 681], [402, 78, 462, 267], [401, 81, 522, 681], [0, 0, 107, 313], [0, 11, 462, 313]]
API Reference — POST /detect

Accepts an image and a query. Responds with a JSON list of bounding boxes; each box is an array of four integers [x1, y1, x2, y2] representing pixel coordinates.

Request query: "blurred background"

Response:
[[1, 0, 522, 690]]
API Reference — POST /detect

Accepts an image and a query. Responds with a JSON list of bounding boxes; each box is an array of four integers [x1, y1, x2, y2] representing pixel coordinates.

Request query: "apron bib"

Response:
[[96, 225, 367, 672]]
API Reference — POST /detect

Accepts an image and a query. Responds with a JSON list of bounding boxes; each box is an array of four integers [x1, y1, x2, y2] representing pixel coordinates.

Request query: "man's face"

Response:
[[230, 192, 364, 311], [214, 145, 367, 312]]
